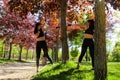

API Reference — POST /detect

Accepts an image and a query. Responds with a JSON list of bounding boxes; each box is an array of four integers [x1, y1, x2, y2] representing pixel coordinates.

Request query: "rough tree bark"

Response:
[[18, 45, 22, 61], [8, 42, 12, 60], [25, 49, 29, 60], [94, 0, 107, 80], [60, 0, 69, 63]]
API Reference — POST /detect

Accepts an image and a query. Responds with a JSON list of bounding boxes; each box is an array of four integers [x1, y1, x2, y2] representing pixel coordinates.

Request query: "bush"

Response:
[[70, 47, 79, 58], [111, 43, 120, 62]]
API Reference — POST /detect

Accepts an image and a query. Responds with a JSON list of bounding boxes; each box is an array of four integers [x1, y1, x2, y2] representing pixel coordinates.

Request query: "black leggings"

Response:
[[78, 38, 94, 67], [36, 40, 52, 67]]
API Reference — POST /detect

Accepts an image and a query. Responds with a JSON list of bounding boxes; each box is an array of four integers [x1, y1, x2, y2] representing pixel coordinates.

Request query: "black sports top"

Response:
[[38, 28, 44, 38], [85, 20, 94, 35]]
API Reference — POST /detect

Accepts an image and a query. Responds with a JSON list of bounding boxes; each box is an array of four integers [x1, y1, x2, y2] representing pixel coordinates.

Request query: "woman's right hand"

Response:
[[38, 31, 40, 34], [35, 31, 40, 37]]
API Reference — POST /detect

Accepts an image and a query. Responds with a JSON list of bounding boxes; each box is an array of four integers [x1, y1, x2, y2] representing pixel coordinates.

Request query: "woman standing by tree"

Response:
[[34, 22, 53, 72], [77, 15, 95, 70]]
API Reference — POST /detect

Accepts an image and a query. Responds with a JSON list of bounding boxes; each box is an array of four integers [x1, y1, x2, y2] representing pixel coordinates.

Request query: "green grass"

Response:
[[0, 58, 32, 63], [107, 62, 120, 80], [32, 61, 120, 80]]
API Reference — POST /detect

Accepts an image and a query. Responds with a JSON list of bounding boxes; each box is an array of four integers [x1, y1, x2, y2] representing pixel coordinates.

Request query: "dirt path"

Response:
[[0, 62, 44, 80]]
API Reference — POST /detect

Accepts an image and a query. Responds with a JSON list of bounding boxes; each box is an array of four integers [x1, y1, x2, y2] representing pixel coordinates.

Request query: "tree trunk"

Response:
[[3, 51, 6, 58], [18, 45, 22, 61], [0, 42, 4, 57], [12, 54, 14, 58], [32, 48, 34, 60], [52, 48, 54, 60], [94, 0, 107, 80], [54, 39, 59, 62], [8, 42, 12, 60], [60, 0, 69, 63], [53, 31, 59, 62], [52, 45, 59, 62], [25, 49, 29, 60], [3, 42, 9, 58]]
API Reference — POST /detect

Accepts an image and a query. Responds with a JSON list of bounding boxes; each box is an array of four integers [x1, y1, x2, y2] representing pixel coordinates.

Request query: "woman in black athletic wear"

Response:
[[34, 22, 53, 72], [77, 17, 95, 70]]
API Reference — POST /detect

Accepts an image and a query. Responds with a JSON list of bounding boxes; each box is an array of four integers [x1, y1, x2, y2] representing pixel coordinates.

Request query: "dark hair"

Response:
[[88, 20, 94, 29], [34, 22, 41, 34], [88, 19, 94, 23]]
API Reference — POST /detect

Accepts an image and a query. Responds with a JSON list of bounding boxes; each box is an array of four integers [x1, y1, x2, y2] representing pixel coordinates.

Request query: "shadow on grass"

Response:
[[33, 68, 93, 80], [0, 58, 32, 63], [39, 63, 62, 76], [15, 60, 30, 63], [33, 68, 75, 80], [73, 69, 92, 73], [108, 72, 120, 78]]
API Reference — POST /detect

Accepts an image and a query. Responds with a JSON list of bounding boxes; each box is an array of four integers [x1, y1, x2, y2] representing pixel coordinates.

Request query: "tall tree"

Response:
[[8, 41, 12, 60], [25, 48, 29, 60], [94, 0, 107, 80], [18, 45, 22, 61], [60, 0, 69, 63]]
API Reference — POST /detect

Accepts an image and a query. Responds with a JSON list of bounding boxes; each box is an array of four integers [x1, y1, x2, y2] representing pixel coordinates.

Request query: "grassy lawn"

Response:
[[32, 61, 120, 80], [0, 58, 32, 63]]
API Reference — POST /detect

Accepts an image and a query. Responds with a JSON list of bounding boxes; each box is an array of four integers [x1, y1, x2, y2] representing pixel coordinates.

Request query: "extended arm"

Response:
[[42, 26, 56, 32], [71, 22, 89, 31], [79, 22, 89, 30], [35, 31, 40, 37]]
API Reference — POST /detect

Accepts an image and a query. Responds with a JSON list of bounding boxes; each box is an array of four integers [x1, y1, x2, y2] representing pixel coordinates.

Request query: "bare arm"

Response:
[[79, 22, 89, 30], [71, 22, 89, 31], [35, 31, 40, 37], [42, 26, 56, 31]]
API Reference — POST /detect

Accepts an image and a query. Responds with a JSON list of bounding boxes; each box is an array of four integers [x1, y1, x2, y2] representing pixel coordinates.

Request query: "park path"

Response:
[[0, 62, 44, 80]]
